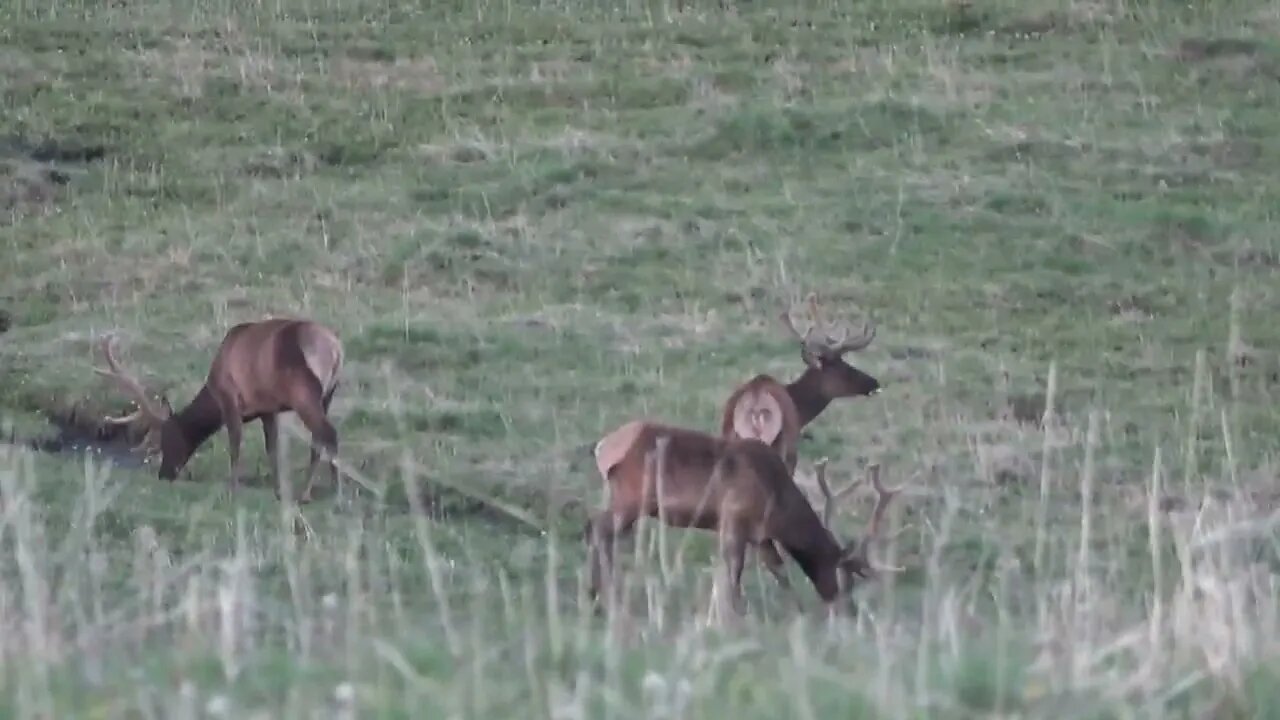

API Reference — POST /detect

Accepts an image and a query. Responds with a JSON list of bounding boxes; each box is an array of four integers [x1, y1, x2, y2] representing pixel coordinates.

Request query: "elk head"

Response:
[[812, 458, 904, 596], [781, 293, 880, 399], [93, 335, 188, 480]]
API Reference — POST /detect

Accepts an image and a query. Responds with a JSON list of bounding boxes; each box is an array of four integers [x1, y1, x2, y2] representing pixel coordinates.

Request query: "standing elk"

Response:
[[720, 294, 880, 476], [717, 295, 880, 587], [93, 318, 344, 503], [587, 419, 902, 614]]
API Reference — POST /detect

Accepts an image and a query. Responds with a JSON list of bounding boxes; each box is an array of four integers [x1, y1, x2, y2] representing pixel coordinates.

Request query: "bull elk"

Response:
[[587, 420, 902, 614], [93, 318, 344, 503], [721, 293, 880, 475]]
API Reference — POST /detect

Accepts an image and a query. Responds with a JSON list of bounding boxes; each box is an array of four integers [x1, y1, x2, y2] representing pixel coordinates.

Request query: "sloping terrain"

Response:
[[1, 0, 1279, 716]]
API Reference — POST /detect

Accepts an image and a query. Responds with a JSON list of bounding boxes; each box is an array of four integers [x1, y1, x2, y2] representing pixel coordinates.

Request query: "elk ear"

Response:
[[159, 394, 173, 417]]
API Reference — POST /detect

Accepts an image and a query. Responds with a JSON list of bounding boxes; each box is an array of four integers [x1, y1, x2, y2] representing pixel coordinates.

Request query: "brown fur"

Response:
[[587, 420, 895, 614], [94, 317, 344, 503]]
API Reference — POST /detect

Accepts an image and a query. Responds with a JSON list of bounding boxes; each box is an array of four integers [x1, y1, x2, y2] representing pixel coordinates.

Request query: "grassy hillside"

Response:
[[3, 0, 1280, 716]]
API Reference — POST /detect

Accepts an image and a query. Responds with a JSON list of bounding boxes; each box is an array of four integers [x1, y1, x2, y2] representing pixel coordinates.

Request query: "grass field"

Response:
[[4, 0, 1280, 715]]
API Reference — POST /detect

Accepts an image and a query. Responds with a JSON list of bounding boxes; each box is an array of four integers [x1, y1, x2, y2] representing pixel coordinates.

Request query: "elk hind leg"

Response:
[[585, 508, 637, 610], [757, 540, 792, 592], [717, 522, 749, 617], [292, 379, 338, 503]]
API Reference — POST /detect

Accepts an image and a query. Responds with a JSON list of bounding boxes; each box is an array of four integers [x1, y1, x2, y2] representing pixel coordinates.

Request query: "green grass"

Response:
[[4, 0, 1280, 716]]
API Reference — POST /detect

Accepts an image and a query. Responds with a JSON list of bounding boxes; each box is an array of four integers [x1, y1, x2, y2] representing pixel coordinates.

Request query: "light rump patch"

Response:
[[730, 387, 784, 445], [594, 419, 646, 481]]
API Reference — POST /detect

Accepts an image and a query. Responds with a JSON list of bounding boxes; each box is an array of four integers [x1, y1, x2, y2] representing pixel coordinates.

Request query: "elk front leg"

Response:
[[260, 413, 283, 498], [757, 540, 793, 593], [223, 409, 244, 494]]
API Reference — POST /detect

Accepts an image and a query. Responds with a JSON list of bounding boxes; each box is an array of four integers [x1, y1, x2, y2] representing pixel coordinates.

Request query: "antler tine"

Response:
[[831, 318, 876, 355], [812, 457, 835, 528], [802, 293, 876, 356], [102, 408, 144, 426], [805, 292, 824, 324], [778, 306, 815, 346], [854, 464, 905, 573], [93, 335, 167, 424]]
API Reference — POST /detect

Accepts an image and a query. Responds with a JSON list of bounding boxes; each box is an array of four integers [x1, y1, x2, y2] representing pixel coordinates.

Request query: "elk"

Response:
[[93, 318, 344, 503], [716, 296, 879, 585], [586, 419, 902, 614], [720, 294, 880, 476]]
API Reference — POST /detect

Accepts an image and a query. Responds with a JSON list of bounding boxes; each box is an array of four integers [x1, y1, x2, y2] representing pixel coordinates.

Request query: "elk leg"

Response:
[[322, 388, 339, 497], [302, 442, 322, 503], [224, 409, 243, 491], [757, 540, 793, 592], [210, 385, 247, 492], [292, 381, 338, 504], [260, 413, 283, 498], [586, 508, 637, 609], [717, 524, 748, 616]]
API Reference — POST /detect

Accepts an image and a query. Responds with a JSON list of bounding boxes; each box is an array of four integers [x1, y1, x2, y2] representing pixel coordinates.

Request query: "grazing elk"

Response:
[[93, 318, 344, 503], [721, 294, 880, 476], [586, 419, 902, 614]]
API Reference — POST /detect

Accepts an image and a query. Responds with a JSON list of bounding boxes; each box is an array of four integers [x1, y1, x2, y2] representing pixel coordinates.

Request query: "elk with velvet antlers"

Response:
[[93, 318, 344, 502], [720, 293, 880, 476], [587, 421, 902, 614]]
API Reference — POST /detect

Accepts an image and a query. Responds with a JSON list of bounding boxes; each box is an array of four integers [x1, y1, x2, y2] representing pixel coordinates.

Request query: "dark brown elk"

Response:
[[586, 419, 901, 614], [720, 294, 880, 476], [93, 318, 344, 503]]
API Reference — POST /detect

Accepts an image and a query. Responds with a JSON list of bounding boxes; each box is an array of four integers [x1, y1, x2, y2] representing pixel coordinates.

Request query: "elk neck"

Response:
[[772, 511, 845, 601], [170, 384, 225, 450], [785, 368, 832, 426]]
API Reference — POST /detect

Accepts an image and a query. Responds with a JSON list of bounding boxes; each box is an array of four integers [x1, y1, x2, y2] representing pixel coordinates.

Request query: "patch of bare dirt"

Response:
[[241, 148, 318, 179], [13, 395, 148, 470], [132, 33, 298, 99], [1108, 295, 1155, 323], [1171, 37, 1262, 63], [1151, 215, 1217, 255], [1, 160, 69, 224], [1187, 138, 1261, 171], [997, 1, 1114, 38], [1169, 37, 1279, 84], [976, 442, 1036, 486], [1231, 247, 1280, 269]]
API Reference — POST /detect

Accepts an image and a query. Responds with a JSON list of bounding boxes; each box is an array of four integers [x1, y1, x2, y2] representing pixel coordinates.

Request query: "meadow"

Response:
[[3, 0, 1280, 716]]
